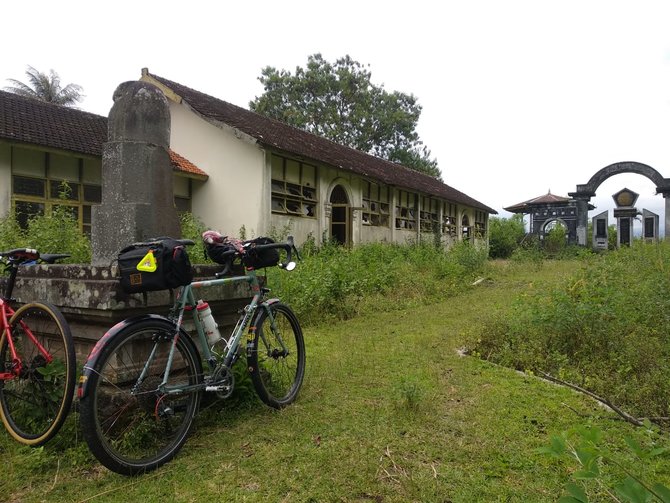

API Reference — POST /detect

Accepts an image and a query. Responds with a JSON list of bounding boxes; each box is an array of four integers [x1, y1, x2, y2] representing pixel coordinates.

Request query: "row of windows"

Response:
[[9, 146, 194, 235], [12, 176, 102, 235], [9, 148, 485, 236], [270, 154, 487, 234]]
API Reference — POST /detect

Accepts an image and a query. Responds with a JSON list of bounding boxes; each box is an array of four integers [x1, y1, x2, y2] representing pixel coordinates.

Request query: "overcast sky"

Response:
[[4, 0, 670, 227]]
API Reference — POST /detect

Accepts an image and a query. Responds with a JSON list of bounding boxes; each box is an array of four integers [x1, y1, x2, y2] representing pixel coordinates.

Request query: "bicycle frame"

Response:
[[0, 295, 53, 380], [141, 268, 283, 396]]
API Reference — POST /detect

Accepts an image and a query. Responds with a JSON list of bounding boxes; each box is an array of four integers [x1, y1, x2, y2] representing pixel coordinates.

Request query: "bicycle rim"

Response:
[[0, 303, 75, 446], [82, 321, 200, 475], [249, 304, 305, 408]]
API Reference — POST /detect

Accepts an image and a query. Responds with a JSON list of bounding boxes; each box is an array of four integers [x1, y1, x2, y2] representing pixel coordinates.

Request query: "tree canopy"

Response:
[[249, 54, 440, 178], [4, 66, 83, 107]]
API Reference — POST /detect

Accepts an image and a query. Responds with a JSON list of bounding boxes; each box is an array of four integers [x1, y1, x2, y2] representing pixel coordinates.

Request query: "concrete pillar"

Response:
[[91, 81, 180, 265], [574, 196, 591, 246]]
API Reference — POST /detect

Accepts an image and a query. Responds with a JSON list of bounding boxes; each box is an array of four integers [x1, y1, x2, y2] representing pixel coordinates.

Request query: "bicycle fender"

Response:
[[249, 298, 281, 329], [261, 298, 282, 308], [77, 314, 175, 399]]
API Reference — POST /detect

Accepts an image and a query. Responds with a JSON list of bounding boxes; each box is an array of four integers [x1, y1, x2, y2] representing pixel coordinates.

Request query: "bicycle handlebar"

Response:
[[211, 236, 299, 278]]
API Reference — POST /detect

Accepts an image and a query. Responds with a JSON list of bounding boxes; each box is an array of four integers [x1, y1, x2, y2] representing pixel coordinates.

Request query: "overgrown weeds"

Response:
[[0, 207, 91, 263], [465, 241, 670, 421], [266, 240, 489, 325]]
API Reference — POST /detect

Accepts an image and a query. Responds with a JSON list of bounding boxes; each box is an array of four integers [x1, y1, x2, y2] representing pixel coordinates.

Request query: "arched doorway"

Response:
[[330, 185, 350, 246], [461, 214, 471, 241], [542, 219, 569, 252]]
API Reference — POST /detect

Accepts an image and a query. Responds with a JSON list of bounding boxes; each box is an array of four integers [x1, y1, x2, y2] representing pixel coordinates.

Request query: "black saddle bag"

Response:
[[118, 237, 193, 293]]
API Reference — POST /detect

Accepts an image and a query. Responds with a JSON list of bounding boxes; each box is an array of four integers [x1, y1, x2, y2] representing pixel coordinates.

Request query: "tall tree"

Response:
[[4, 66, 83, 107], [250, 54, 440, 178]]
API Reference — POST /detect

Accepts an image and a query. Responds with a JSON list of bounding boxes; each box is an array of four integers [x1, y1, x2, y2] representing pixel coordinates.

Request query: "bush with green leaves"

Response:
[[465, 241, 670, 420], [179, 211, 211, 263], [489, 214, 526, 259], [540, 423, 670, 502], [266, 240, 488, 326], [0, 206, 91, 263]]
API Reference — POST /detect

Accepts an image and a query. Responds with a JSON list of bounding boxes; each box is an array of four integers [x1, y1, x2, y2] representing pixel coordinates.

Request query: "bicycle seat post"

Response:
[[2, 260, 19, 301]]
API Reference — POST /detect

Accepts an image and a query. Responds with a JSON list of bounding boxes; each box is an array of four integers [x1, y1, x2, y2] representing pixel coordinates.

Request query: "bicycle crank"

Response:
[[205, 365, 234, 399]]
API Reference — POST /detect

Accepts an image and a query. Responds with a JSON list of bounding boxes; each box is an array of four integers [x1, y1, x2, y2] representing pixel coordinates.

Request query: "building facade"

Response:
[[140, 69, 496, 247], [0, 71, 496, 249]]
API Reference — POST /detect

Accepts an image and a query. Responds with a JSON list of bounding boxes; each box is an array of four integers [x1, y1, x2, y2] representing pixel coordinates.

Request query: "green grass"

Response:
[[2, 259, 670, 502]]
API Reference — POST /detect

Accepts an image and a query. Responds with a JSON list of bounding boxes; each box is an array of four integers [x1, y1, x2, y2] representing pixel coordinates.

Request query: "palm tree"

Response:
[[4, 66, 83, 107]]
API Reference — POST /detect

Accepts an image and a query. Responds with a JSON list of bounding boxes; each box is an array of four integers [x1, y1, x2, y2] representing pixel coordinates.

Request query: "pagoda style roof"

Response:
[[504, 191, 572, 213]]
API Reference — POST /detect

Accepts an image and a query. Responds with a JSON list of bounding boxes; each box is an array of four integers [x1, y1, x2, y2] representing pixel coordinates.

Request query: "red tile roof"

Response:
[[0, 90, 205, 178], [168, 150, 208, 178], [145, 71, 497, 214]]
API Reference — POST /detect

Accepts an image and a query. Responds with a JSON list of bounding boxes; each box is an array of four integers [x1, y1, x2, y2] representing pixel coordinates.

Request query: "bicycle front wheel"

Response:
[[79, 319, 202, 476], [248, 303, 305, 409], [0, 302, 75, 446]]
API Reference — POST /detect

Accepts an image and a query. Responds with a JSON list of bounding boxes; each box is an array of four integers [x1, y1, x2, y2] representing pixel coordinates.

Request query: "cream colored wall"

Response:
[[0, 144, 10, 218], [166, 101, 491, 249], [168, 103, 266, 237]]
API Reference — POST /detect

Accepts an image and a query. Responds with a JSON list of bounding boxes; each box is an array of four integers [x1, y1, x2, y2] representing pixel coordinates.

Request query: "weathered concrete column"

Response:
[[663, 193, 670, 240], [574, 196, 591, 246], [91, 81, 180, 266]]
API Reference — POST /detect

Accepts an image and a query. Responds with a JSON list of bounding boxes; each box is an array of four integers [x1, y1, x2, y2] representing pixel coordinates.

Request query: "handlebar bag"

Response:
[[204, 239, 238, 265], [118, 237, 193, 293], [242, 237, 279, 269]]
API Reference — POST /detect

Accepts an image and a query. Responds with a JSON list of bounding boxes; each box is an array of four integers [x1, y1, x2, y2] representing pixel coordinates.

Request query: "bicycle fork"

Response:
[[247, 302, 290, 362]]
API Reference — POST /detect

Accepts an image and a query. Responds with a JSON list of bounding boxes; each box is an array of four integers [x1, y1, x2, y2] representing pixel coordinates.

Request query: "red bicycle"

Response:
[[0, 248, 75, 446]]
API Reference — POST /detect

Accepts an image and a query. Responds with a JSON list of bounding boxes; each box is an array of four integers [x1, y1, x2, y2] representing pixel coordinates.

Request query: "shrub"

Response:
[[266, 240, 488, 326], [465, 241, 670, 419], [24, 205, 91, 263], [0, 210, 24, 251], [0, 205, 91, 263], [179, 212, 210, 263], [489, 215, 526, 259]]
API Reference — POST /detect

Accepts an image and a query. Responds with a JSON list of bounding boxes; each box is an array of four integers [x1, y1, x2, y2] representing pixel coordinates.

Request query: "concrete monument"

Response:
[[91, 81, 180, 266]]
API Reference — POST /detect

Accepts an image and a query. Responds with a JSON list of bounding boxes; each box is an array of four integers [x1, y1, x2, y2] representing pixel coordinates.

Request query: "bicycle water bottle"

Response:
[[197, 300, 222, 345]]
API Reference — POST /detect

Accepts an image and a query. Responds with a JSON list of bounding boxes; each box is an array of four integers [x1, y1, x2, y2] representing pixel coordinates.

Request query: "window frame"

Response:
[[10, 149, 103, 235], [270, 154, 318, 218], [362, 180, 390, 227], [420, 196, 439, 232], [394, 189, 417, 230]]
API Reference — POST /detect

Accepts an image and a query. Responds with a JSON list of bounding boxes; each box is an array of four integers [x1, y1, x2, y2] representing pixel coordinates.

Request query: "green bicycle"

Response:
[[78, 233, 305, 475]]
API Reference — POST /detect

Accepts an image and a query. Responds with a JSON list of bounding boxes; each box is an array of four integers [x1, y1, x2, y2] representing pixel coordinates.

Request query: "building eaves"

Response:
[[0, 90, 106, 156], [0, 90, 206, 177], [145, 71, 497, 214]]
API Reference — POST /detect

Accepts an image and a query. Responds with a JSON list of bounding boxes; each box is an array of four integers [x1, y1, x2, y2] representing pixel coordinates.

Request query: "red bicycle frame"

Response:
[[0, 298, 53, 380]]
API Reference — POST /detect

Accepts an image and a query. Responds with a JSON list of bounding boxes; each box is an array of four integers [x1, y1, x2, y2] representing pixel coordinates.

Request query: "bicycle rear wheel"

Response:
[[80, 319, 202, 475], [248, 303, 305, 409], [0, 302, 75, 446]]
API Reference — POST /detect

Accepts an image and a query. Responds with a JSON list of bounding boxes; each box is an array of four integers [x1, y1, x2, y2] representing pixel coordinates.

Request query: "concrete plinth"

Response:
[[0, 265, 255, 363]]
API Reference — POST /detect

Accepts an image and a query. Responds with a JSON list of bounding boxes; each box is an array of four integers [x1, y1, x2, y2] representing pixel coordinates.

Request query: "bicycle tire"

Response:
[[248, 303, 305, 409], [0, 302, 75, 446], [80, 318, 202, 475]]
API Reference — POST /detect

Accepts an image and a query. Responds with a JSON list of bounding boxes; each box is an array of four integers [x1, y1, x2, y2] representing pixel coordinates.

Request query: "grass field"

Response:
[[2, 260, 669, 502]]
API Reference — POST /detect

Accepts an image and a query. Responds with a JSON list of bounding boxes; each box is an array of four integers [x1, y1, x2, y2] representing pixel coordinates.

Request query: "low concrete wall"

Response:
[[0, 264, 255, 363]]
